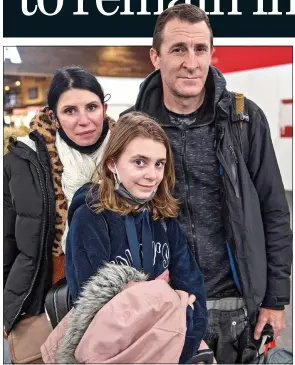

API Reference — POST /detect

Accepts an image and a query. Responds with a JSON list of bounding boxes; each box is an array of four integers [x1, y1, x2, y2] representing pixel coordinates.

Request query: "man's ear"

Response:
[[209, 46, 215, 64], [106, 159, 116, 174], [150, 47, 160, 70]]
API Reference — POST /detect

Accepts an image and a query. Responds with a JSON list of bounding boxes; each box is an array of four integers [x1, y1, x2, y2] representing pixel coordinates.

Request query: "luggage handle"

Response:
[[259, 324, 275, 355]]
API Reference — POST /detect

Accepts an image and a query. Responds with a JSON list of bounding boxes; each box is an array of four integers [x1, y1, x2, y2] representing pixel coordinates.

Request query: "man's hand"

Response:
[[254, 308, 285, 340]]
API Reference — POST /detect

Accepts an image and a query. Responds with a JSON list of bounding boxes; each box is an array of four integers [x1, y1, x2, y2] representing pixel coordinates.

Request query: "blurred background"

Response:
[[3, 46, 292, 349]]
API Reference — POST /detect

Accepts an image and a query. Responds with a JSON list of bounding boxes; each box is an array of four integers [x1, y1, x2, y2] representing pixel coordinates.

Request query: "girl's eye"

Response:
[[135, 159, 145, 166], [156, 161, 165, 168], [88, 104, 97, 111]]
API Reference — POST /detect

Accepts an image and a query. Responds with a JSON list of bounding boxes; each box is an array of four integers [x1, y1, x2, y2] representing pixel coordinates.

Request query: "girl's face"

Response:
[[108, 137, 167, 199], [56, 88, 107, 146]]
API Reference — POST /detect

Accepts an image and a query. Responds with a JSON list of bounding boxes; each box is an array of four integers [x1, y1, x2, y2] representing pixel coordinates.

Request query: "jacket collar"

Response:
[[134, 65, 229, 125]]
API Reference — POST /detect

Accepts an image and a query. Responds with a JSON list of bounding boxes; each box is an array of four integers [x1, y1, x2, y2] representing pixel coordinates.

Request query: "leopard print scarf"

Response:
[[30, 106, 116, 258]]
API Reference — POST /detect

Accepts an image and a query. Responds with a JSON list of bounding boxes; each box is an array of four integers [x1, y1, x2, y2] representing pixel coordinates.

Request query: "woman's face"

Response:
[[108, 137, 167, 199], [56, 88, 107, 146]]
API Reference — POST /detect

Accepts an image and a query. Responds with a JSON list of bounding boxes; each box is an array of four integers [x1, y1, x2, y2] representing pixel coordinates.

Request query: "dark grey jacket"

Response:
[[122, 66, 292, 322], [4, 132, 56, 333]]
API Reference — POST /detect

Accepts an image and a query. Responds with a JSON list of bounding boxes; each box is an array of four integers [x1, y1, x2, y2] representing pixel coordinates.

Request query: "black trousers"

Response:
[[204, 306, 252, 364]]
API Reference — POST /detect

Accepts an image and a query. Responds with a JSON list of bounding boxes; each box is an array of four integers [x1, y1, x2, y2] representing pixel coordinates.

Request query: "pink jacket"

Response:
[[41, 263, 189, 363]]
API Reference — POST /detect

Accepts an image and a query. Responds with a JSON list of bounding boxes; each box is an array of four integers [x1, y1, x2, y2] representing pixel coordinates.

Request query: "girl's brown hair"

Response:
[[90, 112, 178, 220]]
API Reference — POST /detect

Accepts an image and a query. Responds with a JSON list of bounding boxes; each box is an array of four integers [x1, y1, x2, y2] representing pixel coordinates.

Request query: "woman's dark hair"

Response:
[[47, 65, 105, 114]]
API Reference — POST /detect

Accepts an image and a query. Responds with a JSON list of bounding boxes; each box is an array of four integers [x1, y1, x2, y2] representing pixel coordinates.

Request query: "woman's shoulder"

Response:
[[4, 139, 38, 181]]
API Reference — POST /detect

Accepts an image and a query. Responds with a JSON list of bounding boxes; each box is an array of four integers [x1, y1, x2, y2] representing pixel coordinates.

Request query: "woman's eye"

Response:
[[88, 104, 97, 111], [135, 159, 145, 166], [64, 108, 76, 115]]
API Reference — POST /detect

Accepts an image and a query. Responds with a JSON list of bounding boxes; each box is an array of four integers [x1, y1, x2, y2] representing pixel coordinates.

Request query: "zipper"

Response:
[[229, 145, 238, 164], [9, 153, 48, 332], [217, 128, 255, 319], [220, 166, 253, 314], [226, 187, 253, 319], [231, 320, 237, 339], [181, 130, 197, 258], [35, 148, 52, 265], [220, 169, 245, 298], [216, 133, 239, 198], [216, 136, 245, 296], [235, 122, 243, 156], [228, 145, 239, 198], [53, 286, 60, 323]]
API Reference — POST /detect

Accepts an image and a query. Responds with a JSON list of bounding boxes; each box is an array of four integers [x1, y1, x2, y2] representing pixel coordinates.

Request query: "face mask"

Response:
[[113, 162, 157, 205], [56, 117, 109, 155]]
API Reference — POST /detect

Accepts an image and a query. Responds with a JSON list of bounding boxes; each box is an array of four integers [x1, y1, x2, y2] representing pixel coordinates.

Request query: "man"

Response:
[[123, 4, 292, 363]]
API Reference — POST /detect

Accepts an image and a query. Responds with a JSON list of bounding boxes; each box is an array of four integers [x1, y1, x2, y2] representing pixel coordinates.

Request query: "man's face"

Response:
[[150, 19, 213, 100]]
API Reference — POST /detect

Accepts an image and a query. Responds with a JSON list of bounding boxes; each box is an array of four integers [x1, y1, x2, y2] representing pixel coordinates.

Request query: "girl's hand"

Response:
[[155, 269, 170, 283], [188, 294, 196, 309]]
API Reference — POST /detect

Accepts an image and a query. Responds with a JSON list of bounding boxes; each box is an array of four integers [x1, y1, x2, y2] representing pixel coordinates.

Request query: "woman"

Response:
[[65, 112, 208, 363], [3, 66, 114, 359]]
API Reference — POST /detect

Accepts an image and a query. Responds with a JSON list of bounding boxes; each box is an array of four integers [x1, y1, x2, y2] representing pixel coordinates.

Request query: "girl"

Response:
[[66, 111, 207, 362]]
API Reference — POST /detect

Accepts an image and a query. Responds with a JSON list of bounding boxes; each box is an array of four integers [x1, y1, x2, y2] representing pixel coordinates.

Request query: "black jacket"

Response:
[[4, 131, 56, 333], [122, 66, 292, 322]]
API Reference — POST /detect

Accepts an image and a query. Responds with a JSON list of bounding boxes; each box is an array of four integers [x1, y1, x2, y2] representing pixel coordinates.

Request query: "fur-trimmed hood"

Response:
[[3, 126, 30, 155], [41, 263, 189, 364]]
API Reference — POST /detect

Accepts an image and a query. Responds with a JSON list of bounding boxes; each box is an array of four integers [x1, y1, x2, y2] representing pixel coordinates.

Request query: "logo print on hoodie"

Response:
[[111, 241, 170, 269]]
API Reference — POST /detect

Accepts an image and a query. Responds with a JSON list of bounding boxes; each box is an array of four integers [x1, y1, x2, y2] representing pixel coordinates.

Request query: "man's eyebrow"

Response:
[[169, 42, 209, 51], [169, 42, 187, 50], [196, 43, 209, 49]]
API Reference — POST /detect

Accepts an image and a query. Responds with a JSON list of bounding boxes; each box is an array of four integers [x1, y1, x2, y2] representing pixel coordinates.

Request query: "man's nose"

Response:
[[183, 50, 199, 71]]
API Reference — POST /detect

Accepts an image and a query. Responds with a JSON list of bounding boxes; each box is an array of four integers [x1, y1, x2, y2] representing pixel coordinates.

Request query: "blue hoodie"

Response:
[[66, 184, 207, 362]]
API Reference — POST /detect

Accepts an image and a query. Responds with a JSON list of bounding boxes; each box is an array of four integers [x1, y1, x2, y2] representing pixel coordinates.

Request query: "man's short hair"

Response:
[[152, 4, 213, 54]]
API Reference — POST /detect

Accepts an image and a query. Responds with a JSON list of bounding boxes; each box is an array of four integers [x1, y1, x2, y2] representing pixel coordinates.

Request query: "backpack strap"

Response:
[[231, 92, 249, 124], [100, 211, 110, 236], [161, 219, 167, 232], [230, 92, 250, 165]]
